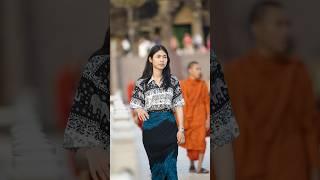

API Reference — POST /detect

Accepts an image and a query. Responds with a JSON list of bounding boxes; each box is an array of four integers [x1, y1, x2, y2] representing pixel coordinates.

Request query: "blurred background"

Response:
[[109, 0, 210, 180], [0, 0, 108, 179], [212, 0, 320, 95], [211, 0, 320, 180]]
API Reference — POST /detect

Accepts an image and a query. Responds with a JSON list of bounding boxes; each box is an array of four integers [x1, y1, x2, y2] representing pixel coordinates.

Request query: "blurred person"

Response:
[[63, 30, 110, 180], [153, 32, 161, 45], [169, 36, 178, 52], [168, 47, 184, 80], [180, 61, 210, 173], [211, 51, 239, 180], [130, 45, 185, 180], [183, 32, 194, 54], [193, 33, 203, 50], [55, 57, 83, 178], [138, 36, 153, 58], [224, 1, 320, 180], [121, 36, 131, 55], [55, 58, 82, 131], [168, 36, 185, 80]]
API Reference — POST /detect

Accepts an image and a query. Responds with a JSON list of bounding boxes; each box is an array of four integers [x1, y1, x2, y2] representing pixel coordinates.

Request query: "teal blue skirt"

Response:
[[142, 111, 178, 180]]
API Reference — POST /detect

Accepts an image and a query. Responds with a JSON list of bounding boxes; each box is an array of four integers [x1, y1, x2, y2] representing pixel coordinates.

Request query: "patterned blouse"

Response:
[[130, 75, 185, 112], [63, 54, 109, 151], [211, 51, 239, 150]]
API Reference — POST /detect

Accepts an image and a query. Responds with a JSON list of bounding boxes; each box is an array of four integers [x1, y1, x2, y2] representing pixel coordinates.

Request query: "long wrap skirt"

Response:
[[142, 111, 179, 180]]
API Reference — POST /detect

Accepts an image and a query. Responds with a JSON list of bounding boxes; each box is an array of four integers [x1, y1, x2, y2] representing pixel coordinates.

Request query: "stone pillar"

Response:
[[110, 39, 119, 95], [158, 0, 172, 47], [2, 0, 26, 104], [192, 0, 203, 38]]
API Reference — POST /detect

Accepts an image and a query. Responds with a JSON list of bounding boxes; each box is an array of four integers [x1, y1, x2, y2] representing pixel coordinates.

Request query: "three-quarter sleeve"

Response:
[[130, 79, 145, 109], [63, 55, 109, 151], [171, 75, 185, 108], [211, 51, 239, 151]]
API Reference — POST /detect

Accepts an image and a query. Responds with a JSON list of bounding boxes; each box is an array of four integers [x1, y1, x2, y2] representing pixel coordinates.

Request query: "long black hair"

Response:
[[141, 45, 171, 90], [90, 28, 110, 58]]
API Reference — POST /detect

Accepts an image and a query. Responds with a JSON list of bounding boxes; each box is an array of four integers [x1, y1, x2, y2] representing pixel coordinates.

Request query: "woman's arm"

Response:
[[213, 143, 236, 180], [175, 106, 185, 144], [175, 106, 184, 130], [171, 75, 185, 144], [63, 55, 109, 180]]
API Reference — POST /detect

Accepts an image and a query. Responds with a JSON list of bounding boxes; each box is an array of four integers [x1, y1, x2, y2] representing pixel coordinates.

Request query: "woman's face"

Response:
[[149, 50, 168, 70]]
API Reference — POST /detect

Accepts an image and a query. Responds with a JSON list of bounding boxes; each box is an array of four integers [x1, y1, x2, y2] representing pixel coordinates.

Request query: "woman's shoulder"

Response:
[[80, 54, 109, 93], [84, 54, 109, 74], [134, 78, 146, 89], [170, 74, 179, 85], [135, 77, 145, 84], [88, 54, 109, 66]]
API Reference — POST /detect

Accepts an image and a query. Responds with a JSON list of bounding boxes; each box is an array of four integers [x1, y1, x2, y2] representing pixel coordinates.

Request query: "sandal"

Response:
[[197, 168, 209, 174]]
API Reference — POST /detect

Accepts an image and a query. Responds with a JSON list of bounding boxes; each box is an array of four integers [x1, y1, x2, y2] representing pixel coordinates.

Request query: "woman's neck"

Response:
[[152, 68, 163, 80]]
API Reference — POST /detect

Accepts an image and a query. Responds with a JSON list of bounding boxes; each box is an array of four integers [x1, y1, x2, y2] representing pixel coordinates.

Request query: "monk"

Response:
[[180, 61, 210, 173], [224, 1, 320, 180]]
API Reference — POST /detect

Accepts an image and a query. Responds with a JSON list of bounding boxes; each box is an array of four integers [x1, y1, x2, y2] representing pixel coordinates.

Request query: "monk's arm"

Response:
[[213, 143, 236, 180]]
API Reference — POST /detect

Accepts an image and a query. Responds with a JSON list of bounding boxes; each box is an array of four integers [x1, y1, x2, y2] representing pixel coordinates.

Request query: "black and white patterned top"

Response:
[[211, 51, 239, 150], [63, 55, 109, 151], [130, 75, 185, 112]]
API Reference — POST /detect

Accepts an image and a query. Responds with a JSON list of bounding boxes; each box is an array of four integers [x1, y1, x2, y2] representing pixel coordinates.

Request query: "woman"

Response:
[[130, 45, 185, 180], [63, 30, 109, 180], [211, 51, 239, 180]]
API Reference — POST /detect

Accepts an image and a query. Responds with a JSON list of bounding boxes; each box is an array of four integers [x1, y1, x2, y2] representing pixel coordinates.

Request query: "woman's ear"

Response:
[[149, 57, 152, 63]]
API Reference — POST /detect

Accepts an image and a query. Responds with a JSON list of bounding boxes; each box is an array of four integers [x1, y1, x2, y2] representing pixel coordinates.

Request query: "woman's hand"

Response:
[[79, 147, 109, 180], [177, 130, 185, 145], [134, 108, 149, 121]]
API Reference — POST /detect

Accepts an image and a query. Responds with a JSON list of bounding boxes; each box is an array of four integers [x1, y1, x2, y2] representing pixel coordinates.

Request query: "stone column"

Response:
[[2, 0, 26, 104], [158, 0, 172, 47], [110, 39, 122, 95], [192, 0, 203, 38]]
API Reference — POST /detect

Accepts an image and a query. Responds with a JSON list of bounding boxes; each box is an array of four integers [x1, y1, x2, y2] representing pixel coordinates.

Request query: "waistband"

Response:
[[147, 109, 173, 113]]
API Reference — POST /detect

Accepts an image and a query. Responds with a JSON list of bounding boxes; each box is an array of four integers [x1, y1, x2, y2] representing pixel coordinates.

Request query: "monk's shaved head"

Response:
[[187, 61, 202, 79], [249, 1, 290, 55], [249, 1, 284, 25], [187, 61, 199, 69]]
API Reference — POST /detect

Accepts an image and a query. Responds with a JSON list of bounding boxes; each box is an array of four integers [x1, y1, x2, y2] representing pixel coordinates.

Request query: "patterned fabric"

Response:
[[142, 111, 178, 180], [63, 55, 109, 151], [211, 51, 239, 150], [130, 75, 185, 112]]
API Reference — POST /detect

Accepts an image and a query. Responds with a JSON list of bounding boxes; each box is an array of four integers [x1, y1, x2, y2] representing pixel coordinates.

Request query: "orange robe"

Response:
[[224, 50, 320, 180], [180, 78, 210, 160]]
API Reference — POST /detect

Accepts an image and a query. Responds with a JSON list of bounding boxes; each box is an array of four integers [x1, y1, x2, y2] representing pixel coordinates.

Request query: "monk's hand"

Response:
[[177, 129, 185, 145], [80, 147, 109, 180], [135, 108, 149, 121]]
